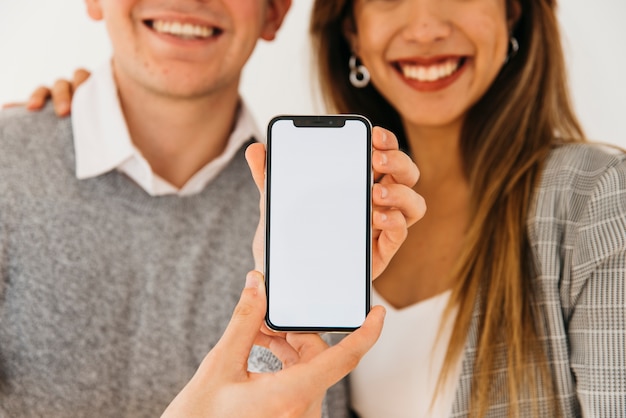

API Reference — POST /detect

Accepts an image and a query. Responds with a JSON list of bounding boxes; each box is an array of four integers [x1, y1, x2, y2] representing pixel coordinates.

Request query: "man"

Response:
[[0, 0, 423, 416]]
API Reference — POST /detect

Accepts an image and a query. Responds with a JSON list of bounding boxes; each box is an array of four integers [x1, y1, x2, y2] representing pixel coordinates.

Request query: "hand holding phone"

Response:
[[161, 270, 386, 418], [244, 120, 426, 333]]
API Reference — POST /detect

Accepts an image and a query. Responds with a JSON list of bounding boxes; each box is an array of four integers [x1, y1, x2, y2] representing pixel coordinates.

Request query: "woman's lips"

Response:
[[394, 56, 468, 92]]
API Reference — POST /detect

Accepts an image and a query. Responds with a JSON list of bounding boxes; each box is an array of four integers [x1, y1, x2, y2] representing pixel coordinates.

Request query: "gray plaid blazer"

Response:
[[321, 143, 626, 418]]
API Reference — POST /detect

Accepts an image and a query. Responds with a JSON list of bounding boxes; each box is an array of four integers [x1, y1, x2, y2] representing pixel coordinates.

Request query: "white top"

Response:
[[350, 288, 463, 418], [71, 61, 262, 196]]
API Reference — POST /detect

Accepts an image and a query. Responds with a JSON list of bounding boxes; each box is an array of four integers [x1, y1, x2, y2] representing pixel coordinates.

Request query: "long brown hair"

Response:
[[311, 0, 585, 416]]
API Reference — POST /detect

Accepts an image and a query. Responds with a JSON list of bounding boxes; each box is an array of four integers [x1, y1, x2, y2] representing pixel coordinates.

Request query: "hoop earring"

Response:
[[504, 36, 519, 64], [349, 54, 370, 88]]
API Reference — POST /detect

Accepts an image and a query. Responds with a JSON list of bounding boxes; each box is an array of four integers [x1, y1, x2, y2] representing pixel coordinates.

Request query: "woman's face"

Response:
[[350, 0, 518, 132]]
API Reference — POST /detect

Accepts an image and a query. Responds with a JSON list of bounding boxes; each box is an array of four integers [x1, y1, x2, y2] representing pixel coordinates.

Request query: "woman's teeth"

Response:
[[401, 59, 461, 82], [152, 20, 215, 39]]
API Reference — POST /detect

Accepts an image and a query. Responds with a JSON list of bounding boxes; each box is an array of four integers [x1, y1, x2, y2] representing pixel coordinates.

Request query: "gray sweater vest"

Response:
[[0, 105, 265, 416]]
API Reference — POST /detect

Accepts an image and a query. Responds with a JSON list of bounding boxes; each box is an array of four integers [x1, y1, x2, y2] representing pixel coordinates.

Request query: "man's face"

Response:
[[86, 0, 290, 100]]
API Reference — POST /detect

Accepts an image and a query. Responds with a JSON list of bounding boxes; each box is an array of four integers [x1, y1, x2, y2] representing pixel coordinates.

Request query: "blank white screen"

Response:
[[267, 118, 370, 329]]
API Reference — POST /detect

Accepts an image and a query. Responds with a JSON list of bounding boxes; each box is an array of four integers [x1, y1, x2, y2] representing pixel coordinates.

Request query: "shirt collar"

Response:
[[71, 61, 263, 196]]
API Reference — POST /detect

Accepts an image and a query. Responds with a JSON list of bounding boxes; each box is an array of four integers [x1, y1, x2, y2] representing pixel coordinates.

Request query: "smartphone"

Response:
[[264, 115, 372, 333]]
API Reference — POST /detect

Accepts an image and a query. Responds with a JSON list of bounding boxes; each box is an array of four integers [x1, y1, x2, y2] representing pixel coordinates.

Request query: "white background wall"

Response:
[[0, 1, 624, 146]]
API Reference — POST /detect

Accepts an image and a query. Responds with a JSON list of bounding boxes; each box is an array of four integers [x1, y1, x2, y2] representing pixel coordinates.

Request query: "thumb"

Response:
[[214, 271, 267, 365], [245, 142, 267, 271], [245, 142, 266, 194], [291, 305, 386, 391]]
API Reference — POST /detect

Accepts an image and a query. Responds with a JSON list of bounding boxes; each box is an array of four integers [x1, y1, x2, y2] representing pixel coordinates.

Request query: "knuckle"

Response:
[[53, 79, 69, 88], [377, 211, 408, 242], [393, 220, 409, 239], [411, 164, 420, 185], [414, 195, 427, 219], [31, 86, 49, 100], [232, 300, 256, 318], [387, 216, 409, 243]]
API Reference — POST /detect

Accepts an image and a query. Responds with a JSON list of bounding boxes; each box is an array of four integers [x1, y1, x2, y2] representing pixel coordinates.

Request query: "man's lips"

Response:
[[144, 19, 222, 40], [395, 57, 466, 83]]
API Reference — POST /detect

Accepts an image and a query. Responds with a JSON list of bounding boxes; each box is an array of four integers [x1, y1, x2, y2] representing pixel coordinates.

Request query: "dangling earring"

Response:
[[504, 36, 519, 64], [349, 54, 370, 88]]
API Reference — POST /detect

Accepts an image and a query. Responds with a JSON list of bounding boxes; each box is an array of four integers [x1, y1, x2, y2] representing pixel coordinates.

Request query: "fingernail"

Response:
[[381, 131, 387, 143], [245, 271, 260, 289], [378, 212, 388, 222], [379, 185, 388, 199], [379, 152, 388, 165]]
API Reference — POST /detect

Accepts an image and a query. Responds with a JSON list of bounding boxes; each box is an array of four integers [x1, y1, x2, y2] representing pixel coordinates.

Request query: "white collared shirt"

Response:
[[71, 61, 263, 196]]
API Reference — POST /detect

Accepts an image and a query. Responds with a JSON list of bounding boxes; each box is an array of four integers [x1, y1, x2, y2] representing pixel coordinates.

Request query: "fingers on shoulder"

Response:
[[26, 86, 52, 110], [73, 68, 91, 86]]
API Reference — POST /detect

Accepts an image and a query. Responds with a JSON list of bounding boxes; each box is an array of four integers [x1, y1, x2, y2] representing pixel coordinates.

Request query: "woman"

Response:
[[311, 0, 625, 417]]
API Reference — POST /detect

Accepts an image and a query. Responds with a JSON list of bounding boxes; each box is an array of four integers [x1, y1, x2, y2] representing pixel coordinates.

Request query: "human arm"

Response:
[[568, 155, 626, 415], [1, 68, 90, 116], [161, 270, 385, 418]]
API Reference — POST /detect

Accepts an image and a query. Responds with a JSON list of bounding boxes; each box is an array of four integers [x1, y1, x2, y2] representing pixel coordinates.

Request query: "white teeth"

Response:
[[152, 20, 215, 39], [401, 59, 461, 82]]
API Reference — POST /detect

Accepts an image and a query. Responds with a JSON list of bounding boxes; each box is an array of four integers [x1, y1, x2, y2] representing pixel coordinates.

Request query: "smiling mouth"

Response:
[[145, 19, 221, 40], [396, 57, 466, 83]]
